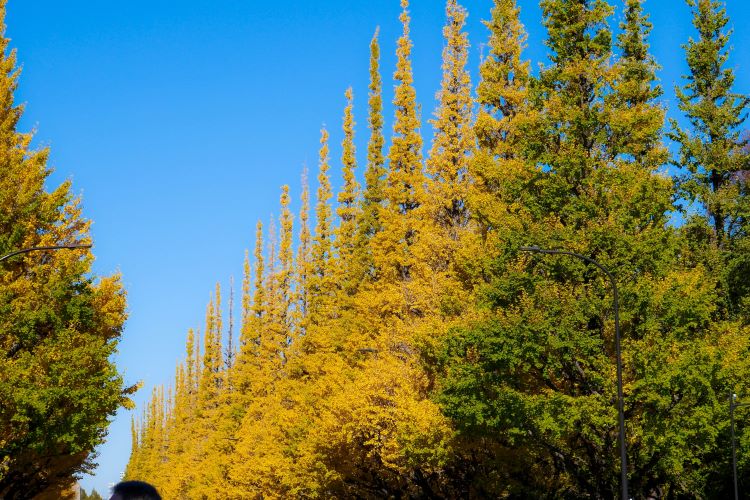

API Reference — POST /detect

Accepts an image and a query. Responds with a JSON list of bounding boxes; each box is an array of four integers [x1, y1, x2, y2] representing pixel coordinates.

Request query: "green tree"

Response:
[[0, 3, 131, 496], [120, 0, 750, 497], [437, 0, 748, 496], [80, 487, 103, 500], [469, 0, 531, 260], [670, 0, 750, 316], [611, 0, 664, 161]]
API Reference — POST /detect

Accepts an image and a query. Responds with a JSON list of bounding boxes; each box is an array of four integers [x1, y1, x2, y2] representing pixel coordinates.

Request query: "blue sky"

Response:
[[5, 0, 750, 494]]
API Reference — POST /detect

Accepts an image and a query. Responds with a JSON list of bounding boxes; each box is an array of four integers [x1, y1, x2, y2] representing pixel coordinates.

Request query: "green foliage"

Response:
[[81, 487, 104, 500], [124, 0, 750, 497], [436, 0, 750, 497], [670, 0, 750, 320], [0, 4, 129, 497]]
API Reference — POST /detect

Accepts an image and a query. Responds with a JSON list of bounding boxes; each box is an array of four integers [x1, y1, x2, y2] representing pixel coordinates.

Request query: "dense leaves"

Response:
[[0, 2, 130, 498], [125, 0, 749, 498]]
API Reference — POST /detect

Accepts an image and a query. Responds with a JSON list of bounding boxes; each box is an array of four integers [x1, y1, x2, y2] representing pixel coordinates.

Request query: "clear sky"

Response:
[[5, 0, 749, 495]]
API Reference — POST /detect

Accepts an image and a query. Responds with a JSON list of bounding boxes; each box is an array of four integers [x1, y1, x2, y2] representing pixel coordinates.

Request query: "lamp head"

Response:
[[519, 246, 542, 253]]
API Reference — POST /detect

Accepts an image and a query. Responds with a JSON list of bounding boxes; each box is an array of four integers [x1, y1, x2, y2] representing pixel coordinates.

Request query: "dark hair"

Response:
[[111, 481, 162, 500]]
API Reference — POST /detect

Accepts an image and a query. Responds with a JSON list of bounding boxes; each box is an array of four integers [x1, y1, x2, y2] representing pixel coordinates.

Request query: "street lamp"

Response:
[[519, 246, 628, 500], [0, 244, 92, 264], [730, 393, 750, 500]]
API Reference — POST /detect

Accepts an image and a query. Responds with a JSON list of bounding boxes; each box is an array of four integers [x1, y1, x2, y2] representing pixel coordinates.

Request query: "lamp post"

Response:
[[519, 246, 628, 500], [0, 244, 92, 264], [731, 393, 750, 500]]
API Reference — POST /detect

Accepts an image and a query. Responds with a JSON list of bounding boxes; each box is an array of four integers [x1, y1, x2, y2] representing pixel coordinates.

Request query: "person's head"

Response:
[[109, 481, 161, 500]]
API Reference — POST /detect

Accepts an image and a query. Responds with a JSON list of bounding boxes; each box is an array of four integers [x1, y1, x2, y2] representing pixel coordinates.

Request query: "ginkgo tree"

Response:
[[0, 3, 131, 497], [125, 0, 750, 497]]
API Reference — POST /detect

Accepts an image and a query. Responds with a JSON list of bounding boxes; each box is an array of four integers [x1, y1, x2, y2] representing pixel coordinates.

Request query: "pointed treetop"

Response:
[[336, 88, 362, 296], [276, 185, 295, 332], [670, 0, 750, 246], [241, 250, 251, 325], [226, 276, 235, 370], [387, 0, 424, 216], [363, 27, 386, 220], [428, 0, 472, 185], [426, 0, 473, 235], [540, 0, 613, 65], [617, 0, 661, 106], [298, 166, 311, 269], [476, 0, 529, 122], [252, 220, 265, 321], [307, 127, 336, 325], [337, 87, 360, 225], [313, 127, 334, 270], [278, 185, 294, 288]]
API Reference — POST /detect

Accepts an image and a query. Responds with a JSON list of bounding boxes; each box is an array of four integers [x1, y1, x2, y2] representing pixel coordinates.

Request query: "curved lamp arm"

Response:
[[519, 245, 628, 500], [0, 244, 92, 264]]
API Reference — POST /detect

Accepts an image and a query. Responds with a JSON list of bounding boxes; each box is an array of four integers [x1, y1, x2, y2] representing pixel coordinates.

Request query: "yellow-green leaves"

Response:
[[124, 1, 750, 497], [0, 2, 128, 494]]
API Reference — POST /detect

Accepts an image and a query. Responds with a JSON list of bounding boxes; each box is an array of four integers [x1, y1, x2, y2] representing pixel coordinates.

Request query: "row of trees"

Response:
[[125, 0, 750, 497], [0, 0, 133, 497]]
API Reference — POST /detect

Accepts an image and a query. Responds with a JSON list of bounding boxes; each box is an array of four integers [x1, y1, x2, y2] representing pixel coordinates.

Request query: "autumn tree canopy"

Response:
[[125, 0, 749, 497], [0, 2, 132, 497]]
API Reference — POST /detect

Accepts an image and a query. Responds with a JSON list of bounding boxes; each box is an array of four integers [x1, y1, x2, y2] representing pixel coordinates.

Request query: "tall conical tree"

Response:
[[214, 283, 223, 364], [199, 291, 222, 406], [670, 0, 750, 315], [277, 185, 295, 338], [0, 1, 130, 494], [469, 0, 530, 236], [435, 0, 534, 492], [307, 128, 336, 329], [184, 328, 197, 394], [372, 0, 427, 321], [186, 294, 223, 497], [251, 220, 266, 341], [671, 0, 749, 248], [332, 2, 454, 497], [184, 291, 223, 494], [475, 0, 529, 134], [159, 351, 191, 497], [127, 416, 139, 478], [227, 221, 272, 496], [234, 221, 266, 393], [421, 0, 474, 335], [262, 217, 281, 363], [226, 276, 235, 372], [335, 88, 362, 298], [427, 0, 472, 235], [354, 28, 387, 285], [211, 278, 244, 497], [294, 168, 312, 336], [241, 250, 252, 328], [152, 386, 166, 479], [388, 0, 425, 227], [533, 0, 614, 220], [256, 212, 290, 378], [610, 0, 664, 160]]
